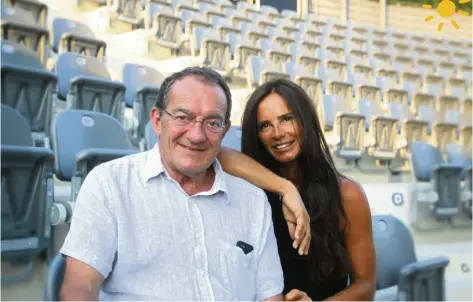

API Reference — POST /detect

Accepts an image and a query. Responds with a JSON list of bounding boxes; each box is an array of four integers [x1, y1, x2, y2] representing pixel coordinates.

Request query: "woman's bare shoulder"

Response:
[[339, 177, 371, 215]]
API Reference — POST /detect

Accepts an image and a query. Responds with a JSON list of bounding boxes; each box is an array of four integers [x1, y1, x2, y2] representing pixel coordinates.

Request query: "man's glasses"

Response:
[[161, 108, 226, 133]]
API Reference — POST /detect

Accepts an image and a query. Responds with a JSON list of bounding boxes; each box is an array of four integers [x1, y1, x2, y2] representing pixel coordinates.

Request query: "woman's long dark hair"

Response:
[[241, 78, 351, 283]]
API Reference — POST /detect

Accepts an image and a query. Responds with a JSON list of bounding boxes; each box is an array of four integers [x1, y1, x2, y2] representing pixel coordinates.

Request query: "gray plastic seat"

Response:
[[44, 253, 66, 301], [411, 141, 464, 220], [1, 4, 48, 63], [144, 119, 158, 150], [1, 104, 55, 284], [110, 0, 146, 28], [145, 2, 182, 52], [357, 99, 398, 160], [51, 109, 135, 202], [51, 18, 106, 61], [373, 215, 449, 300], [222, 126, 242, 151], [122, 63, 164, 148], [55, 52, 126, 122], [1, 40, 57, 148], [246, 56, 290, 89], [3, 0, 48, 26]]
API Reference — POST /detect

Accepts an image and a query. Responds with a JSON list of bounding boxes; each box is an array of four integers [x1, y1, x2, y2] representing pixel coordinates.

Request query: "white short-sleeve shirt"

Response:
[[61, 145, 284, 300]]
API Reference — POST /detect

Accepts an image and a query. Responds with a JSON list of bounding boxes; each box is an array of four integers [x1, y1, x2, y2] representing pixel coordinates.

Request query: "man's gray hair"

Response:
[[155, 67, 232, 122]]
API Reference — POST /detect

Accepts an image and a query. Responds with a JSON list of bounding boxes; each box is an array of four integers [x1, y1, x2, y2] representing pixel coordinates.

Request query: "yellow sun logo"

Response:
[[423, 0, 471, 31]]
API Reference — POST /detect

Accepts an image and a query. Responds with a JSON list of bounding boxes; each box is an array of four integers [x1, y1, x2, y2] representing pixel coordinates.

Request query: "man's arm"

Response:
[[59, 165, 118, 301], [60, 257, 104, 301], [218, 147, 310, 255]]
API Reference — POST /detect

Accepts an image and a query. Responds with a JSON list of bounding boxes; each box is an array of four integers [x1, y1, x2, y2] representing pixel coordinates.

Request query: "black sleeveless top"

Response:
[[265, 191, 349, 301]]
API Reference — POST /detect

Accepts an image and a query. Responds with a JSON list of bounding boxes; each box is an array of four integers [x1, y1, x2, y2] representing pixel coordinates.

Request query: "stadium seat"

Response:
[[55, 52, 126, 122], [224, 7, 251, 28], [199, 3, 225, 22], [241, 23, 269, 43], [259, 39, 292, 72], [1, 104, 55, 283], [290, 44, 320, 76], [190, 26, 231, 75], [145, 2, 182, 53], [51, 109, 135, 205], [44, 253, 66, 301], [179, 10, 211, 37], [1, 40, 57, 148], [410, 141, 464, 225], [321, 83, 365, 167], [274, 18, 299, 36], [281, 9, 305, 25], [145, 119, 158, 150], [211, 16, 240, 40], [222, 126, 242, 151], [108, 0, 146, 29], [260, 5, 280, 21], [388, 102, 428, 160], [121, 63, 164, 150], [445, 143, 472, 219], [267, 26, 295, 50], [285, 62, 323, 108], [298, 22, 323, 44], [50, 18, 106, 61], [236, 1, 259, 17], [357, 99, 398, 161], [246, 56, 290, 89], [228, 33, 262, 81], [373, 215, 450, 300], [3, 0, 48, 26], [417, 106, 457, 151], [1, 4, 48, 64]]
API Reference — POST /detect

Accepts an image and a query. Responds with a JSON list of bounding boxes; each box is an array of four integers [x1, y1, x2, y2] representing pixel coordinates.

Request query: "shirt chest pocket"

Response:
[[220, 245, 256, 300]]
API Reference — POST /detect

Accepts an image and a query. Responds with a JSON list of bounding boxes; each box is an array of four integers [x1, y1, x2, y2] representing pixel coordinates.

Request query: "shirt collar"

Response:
[[143, 144, 229, 204]]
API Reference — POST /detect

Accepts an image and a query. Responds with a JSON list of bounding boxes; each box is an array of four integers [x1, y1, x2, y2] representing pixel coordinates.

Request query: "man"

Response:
[[60, 67, 284, 300]]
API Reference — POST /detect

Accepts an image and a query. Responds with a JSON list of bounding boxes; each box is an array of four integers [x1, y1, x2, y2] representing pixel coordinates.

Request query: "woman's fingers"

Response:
[[285, 289, 311, 301], [298, 225, 311, 256]]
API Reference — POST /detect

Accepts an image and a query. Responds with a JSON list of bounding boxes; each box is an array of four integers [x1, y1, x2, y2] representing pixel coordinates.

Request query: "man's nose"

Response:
[[186, 120, 207, 143]]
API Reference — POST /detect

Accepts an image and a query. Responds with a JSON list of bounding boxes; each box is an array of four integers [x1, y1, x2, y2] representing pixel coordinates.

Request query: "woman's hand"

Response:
[[284, 289, 312, 301], [280, 181, 311, 256]]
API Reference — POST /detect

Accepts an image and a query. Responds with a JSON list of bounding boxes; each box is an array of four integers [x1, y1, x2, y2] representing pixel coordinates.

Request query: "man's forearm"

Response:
[[218, 147, 290, 195]]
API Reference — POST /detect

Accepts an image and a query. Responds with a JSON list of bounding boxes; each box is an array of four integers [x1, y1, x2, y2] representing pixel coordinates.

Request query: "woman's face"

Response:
[[257, 92, 302, 163]]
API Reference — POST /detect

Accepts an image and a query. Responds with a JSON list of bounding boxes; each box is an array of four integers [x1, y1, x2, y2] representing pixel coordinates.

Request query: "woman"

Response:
[[217, 79, 376, 301]]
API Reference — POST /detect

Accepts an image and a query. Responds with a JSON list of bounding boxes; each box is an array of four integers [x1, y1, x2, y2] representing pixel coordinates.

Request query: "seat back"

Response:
[[51, 18, 106, 60], [56, 52, 125, 121], [4, 0, 48, 26], [1, 40, 57, 147], [411, 141, 443, 182], [445, 143, 472, 171], [1, 105, 55, 259], [51, 109, 134, 200], [1, 4, 48, 63], [44, 253, 67, 301], [122, 64, 163, 146], [222, 126, 242, 151], [145, 120, 159, 150], [372, 215, 417, 289]]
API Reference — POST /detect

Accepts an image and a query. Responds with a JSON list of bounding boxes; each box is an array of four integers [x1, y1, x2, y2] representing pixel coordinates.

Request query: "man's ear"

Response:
[[150, 107, 162, 137]]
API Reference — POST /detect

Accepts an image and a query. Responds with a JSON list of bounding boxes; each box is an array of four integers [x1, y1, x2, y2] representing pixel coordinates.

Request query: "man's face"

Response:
[[151, 76, 229, 177]]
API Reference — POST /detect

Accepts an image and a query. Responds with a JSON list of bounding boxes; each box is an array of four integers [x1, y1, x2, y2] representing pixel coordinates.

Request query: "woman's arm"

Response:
[[325, 179, 376, 301], [218, 147, 311, 255]]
